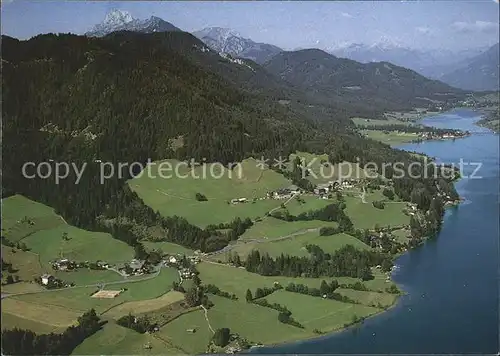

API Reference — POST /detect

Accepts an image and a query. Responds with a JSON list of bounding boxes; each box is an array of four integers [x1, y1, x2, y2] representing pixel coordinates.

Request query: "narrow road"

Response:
[[201, 305, 215, 334]]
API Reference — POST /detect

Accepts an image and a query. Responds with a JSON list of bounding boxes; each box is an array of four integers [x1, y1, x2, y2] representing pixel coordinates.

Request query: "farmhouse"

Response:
[[314, 183, 332, 196], [129, 259, 145, 271], [41, 274, 54, 285], [273, 188, 292, 200], [51, 258, 76, 271], [231, 198, 248, 204]]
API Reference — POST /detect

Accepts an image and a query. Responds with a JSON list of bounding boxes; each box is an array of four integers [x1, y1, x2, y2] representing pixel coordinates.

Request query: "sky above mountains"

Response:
[[2, 0, 499, 51]]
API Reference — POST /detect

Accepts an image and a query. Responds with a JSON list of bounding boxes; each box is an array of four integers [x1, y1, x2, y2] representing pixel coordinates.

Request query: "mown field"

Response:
[[129, 158, 290, 227], [344, 192, 409, 229], [239, 217, 337, 241], [73, 323, 183, 355], [2, 266, 180, 332], [362, 130, 419, 145], [158, 295, 309, 353], [265, 290, 380, 332], [142, 240, 194, 255], [102, 291, 184, 319], [197, 262, 396, 298], [352, 117, 416, 127], [226, 231, 370, 261], [2, 195, 135, 270]]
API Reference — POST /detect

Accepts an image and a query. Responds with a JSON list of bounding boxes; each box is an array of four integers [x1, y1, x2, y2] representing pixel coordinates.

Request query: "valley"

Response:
[[1, 4, 497, 355]]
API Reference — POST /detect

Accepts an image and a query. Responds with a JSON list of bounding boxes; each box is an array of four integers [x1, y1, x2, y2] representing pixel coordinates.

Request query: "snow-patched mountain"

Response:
[[193, 27, 282, 64], [86, 9, 181, 37], [440, 43, 499, 91], [328, 40, 487, 79]]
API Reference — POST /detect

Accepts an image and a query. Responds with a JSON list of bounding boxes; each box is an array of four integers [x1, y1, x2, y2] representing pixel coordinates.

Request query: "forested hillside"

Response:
[[2, 32, 457, 253], [264, 49, 467, 114]]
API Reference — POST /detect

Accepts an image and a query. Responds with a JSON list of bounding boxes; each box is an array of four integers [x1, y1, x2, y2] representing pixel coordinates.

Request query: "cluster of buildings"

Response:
[[313, 179, 356, 197], [164, 253, 201, 279], [39, 273, 73, 288], [51, 258, 77, 271], [417, 130, 469, 141], [267, 185, 301, 200]]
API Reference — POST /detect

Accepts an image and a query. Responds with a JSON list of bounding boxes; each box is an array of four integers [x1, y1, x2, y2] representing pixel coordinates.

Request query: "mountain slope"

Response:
[[264, 49, 466, 113], [329, 41, 487, 79], [440, 43, 499, 91], [86, 9, 181, 37], [193, 27, 282, 64]]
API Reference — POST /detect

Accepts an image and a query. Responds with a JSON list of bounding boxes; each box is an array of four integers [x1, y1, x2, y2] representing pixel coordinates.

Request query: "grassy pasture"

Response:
[[284, 195, 333, 215], [2, 298, 80, 328], [392, 228, 411, 244], [54, 269, 126, 286], [1, 195, 58, 232], [240, 217, 337, 241], [227, 232, 370, 260], [2, 248, 45, 282], [103, 291, 184, 319], [362, 130, 419, 145], [265, 290, 380, 332], [73, 323, 183, 355], [344, 193, 409, 229], [336, 288, 398, 308], [2, 195, 135, 285], [352, 117, 415, 127], [129, 158, 290, 227], [205, 295, 309, 344], [157, 309, 214, 354], [159, 295, 308, 353], [23, 224, 134, 266], [1, 282, 45, 294], [142, 240, 194, 255], [11, 267, 180, 315], [1, 312, 63, 334], [198, 262, 378, 299]]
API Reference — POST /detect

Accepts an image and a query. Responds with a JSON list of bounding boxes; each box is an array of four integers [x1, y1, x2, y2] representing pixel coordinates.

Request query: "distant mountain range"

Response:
[[86, 9, 181, 37], [440, 43, 499, 91], [86, 10, 480, 101], [263, 49, 465, 113], [193, 27, 282, 64], [329, 41, 484, 75]]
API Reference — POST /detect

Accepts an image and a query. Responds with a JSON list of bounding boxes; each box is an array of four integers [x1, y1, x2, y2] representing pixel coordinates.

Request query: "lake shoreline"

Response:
[[249, 108, 498, 354]]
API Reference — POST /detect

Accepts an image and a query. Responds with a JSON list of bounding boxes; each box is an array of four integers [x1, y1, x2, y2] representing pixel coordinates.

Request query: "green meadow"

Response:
[[73, 323, 183, 355], [362, 130, 419, 146], [227, 231, 370, 260], [240, 217, 337, 241], [351, 117, 416, 127], [265, 290, 381, 332], [344, 192, 409, 229], [129, 158, 290, 227]]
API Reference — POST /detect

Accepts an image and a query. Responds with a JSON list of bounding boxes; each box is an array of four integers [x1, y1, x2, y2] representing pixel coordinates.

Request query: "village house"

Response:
[[314, 183, 332, 196], [51, 258, 76, 271], [273, 188, 292, 200], [41, 274, 54, 285], [230, 198, 247, 204]]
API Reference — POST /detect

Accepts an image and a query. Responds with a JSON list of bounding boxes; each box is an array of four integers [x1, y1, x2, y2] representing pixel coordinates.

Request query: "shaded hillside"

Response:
[[264, 49, 467, 113], [440, 43, 499, 91]]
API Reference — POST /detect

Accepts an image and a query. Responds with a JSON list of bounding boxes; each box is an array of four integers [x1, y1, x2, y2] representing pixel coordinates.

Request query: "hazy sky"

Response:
[[2, 1, 499, 51]]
